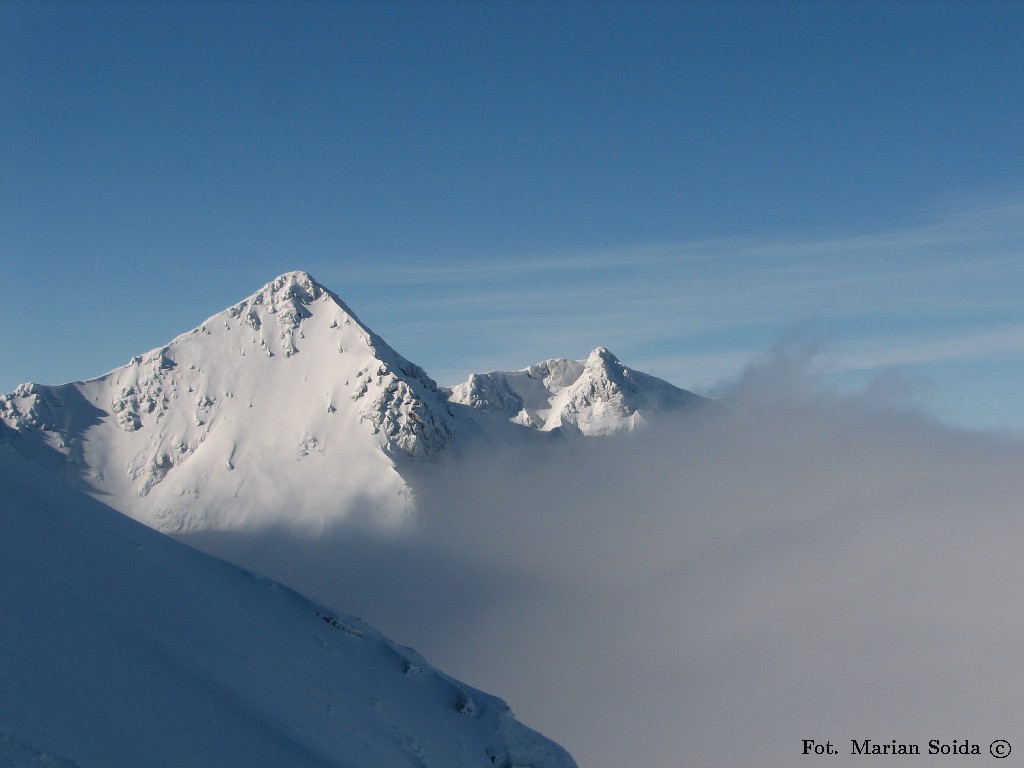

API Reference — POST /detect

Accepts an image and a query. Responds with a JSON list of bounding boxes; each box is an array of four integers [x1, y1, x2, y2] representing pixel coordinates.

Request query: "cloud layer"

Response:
[[183, 350, 1024, 767]]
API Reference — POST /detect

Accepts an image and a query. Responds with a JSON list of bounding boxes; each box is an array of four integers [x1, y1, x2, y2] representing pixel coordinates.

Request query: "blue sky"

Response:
[[2, 0, 1022, 431]]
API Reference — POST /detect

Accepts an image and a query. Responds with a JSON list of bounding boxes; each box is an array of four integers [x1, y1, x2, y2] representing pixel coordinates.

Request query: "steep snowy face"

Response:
[[0, 271, 459, 532], [447, 347, 706, 436], [214, 271, 458, 461], [0, 446, 577, 768]]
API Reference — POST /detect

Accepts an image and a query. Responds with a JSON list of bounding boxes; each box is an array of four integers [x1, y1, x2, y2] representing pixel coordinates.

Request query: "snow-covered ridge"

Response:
[[447, 346, 706, 436], [0, 271, 704, 530], [0, 445, 577, 768]]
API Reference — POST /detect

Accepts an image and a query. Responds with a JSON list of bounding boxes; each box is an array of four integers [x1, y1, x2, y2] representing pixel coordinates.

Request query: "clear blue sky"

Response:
[[2, 1, 1022, 431]]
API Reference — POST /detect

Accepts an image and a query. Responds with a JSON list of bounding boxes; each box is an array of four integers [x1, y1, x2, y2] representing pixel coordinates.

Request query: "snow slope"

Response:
[[0, 439, 577, 768], [0, 272, 460, 532], [446, 347, 706, 435]]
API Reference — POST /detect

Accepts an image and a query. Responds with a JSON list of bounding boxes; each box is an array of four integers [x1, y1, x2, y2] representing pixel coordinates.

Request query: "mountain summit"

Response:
[[447, 347, 705, 436], [0, 271, 459, 532]]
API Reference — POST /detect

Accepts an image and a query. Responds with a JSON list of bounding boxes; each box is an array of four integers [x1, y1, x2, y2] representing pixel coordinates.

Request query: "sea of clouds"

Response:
[[184, 347, 1024, 768]]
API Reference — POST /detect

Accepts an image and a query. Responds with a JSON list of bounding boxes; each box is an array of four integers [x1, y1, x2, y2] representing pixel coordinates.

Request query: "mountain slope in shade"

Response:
[[0, 441, 577, 768], [0, 271, 460, 532], [447, 347, 707, 436]]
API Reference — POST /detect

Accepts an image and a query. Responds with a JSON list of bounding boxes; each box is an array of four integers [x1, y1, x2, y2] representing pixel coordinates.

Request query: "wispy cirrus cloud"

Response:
[[317, 197, 1024, 429], [836, 324, 1024, 372]]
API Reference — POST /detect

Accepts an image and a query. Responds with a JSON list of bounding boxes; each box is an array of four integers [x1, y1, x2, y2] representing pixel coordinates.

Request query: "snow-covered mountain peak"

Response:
[[585, 345, 615, 363], [1, 272, 460, 531], [447, 348, 706, 436], [190, 270, 362, 361], [580, 346, 631, 385], [249, 269, 324, 301], [221, 270, 362, 345], [241, 269, 326, 308]]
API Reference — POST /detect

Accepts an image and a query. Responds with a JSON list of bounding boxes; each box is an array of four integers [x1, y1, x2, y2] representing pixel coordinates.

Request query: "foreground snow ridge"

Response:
[[0, 443, 577, 768]]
